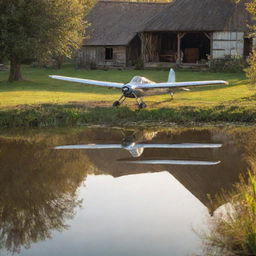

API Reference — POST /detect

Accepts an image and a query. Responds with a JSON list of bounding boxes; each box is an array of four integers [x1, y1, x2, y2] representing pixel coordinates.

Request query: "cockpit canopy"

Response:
[[130, 76, 155, 85]]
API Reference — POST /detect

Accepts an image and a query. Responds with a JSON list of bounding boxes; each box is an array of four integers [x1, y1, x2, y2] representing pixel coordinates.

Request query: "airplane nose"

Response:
[[122, 86, 132, 96]]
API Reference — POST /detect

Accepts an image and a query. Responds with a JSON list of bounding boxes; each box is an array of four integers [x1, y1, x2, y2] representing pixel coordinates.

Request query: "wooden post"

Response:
[[203, 32, 211, 40], [203, 32, 213, 61], [177, 33, 181, 64], [210, 33, 213, 59], [139, 33, 145, 63], [176, 32, 186, 65]]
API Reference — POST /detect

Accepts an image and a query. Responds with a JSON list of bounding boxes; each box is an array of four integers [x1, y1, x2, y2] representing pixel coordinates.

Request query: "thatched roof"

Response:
[[144, 0, 251, 32], [84, 1, 168, 46]]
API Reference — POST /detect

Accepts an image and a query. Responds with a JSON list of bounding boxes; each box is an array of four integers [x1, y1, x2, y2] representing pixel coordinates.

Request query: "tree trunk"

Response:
[[9, 57, 22, 82], [55, 55, 64, 69]]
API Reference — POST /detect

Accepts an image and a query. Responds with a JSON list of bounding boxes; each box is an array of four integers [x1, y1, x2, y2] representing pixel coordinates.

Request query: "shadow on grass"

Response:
[[150, 98, 174, 107]]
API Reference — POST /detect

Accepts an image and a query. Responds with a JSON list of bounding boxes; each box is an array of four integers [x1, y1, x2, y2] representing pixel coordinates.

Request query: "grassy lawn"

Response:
[[0, 64, 254, 109]]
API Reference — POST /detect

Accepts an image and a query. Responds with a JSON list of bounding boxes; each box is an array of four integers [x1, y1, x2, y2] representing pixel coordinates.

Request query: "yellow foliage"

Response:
[[245, 51, 256, 84]]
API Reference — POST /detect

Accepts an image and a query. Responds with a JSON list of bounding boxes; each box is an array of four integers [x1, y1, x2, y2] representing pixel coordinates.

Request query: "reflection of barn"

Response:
[[81, 129, 248, 215], [77, 0, 253, 68]]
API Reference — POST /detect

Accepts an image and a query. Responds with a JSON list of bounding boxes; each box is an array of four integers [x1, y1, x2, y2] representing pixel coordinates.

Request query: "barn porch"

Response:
[[140, 32, 211, 65]]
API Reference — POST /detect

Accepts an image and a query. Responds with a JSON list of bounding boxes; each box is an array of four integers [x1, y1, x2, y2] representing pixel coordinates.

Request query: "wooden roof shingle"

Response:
[[144, 0, 251, 32], [84, 1, 168, 46]]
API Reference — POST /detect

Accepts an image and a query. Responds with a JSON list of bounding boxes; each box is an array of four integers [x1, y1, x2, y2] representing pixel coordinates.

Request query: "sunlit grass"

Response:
[[0, 64, 254, 109]]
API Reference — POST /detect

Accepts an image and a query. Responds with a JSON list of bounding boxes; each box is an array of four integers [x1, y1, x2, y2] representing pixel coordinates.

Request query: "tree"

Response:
[[233, 0, 256, 83], [243, 0, 256, 83], [0, 0, 92, 82]]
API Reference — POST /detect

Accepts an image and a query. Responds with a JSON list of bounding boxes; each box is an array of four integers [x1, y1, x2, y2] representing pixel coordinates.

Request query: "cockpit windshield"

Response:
[[130, 76, 154, 84]]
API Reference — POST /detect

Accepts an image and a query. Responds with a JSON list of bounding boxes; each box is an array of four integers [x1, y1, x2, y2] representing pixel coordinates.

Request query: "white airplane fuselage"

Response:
[[122, 76, 169, 98]]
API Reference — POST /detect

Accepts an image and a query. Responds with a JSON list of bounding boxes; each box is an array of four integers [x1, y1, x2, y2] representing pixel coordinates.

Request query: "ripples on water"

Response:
[[0, 127, 253, 256]]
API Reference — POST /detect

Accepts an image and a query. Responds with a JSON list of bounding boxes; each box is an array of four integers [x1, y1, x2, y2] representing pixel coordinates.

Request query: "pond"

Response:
[[0, 126, 254, 256]]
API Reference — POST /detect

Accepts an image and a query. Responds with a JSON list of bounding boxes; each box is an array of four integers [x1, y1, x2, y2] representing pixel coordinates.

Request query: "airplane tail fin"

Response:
[[168, 68, 176, 83]]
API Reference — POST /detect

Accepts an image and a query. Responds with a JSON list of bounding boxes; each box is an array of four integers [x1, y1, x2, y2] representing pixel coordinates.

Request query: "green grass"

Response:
[[0, 64, 255, 127], [0, 64, 254, 109]]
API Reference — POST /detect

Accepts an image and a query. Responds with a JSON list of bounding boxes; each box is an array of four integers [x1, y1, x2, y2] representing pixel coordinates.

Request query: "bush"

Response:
[[209, 55, 247, 73], [245, 51, 256, 84]]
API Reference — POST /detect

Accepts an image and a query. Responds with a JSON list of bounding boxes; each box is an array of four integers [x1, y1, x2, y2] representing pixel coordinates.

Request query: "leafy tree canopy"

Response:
[[0, 0, 93, 82], [236, 0, 256, 83]]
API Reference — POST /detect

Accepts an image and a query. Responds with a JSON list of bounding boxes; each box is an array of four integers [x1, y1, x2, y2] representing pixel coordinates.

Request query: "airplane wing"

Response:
[[137, 80, 228, 89], [139, 143, 222, 149], [124, 160, 221, 165], [49, 75, 124, 88], [55, 143, 222, 150]]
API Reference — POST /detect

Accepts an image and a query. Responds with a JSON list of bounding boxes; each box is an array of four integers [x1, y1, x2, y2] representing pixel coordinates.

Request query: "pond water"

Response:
[[0, 126, 254, 256]]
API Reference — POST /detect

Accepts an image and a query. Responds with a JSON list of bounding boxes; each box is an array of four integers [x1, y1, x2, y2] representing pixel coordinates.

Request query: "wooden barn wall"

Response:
[[127, 35, 141, 66], [212, 32, 244, 59], [77, 46, 127, 68]]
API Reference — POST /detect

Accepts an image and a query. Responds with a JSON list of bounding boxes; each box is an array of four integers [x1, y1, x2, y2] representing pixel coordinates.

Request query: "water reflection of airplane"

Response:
[[53, 128, 248, 215], [55, 131, 222, 165], [55, 143, 221, 159]]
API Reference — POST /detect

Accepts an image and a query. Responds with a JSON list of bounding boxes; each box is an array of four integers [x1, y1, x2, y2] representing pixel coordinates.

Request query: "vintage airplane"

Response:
[[55, 142, 222, 158], [49, 69, 228, 109]]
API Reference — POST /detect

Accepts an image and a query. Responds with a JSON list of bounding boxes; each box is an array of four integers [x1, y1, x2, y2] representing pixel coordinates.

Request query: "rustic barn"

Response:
[[77, 1, 168, 68], [143, 0, 252, 64], [78, 0, 253, 68]]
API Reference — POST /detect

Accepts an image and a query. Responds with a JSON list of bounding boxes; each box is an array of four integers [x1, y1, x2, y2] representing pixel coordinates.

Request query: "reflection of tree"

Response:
[[222, 127, 256, 169], [0, 137, 92, 253]]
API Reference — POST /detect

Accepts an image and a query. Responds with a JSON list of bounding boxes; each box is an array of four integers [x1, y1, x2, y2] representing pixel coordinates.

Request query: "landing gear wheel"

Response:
[[112, 101, 120, 107], [138, 102, 147, 109]]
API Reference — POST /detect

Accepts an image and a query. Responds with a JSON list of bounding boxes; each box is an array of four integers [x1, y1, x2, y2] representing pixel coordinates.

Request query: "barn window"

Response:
[[105, 48, 113, 60]]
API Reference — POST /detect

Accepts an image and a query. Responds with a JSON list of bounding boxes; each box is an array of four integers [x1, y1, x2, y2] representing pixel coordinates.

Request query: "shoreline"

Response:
[[0, 104, 255, 129]]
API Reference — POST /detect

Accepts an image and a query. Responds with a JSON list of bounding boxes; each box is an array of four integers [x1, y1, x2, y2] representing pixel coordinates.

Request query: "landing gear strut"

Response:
[[170, 91, 174, 100], [112, 93, 147, 109], [132, 93, 146, 109], [112, 95, 126, 107]]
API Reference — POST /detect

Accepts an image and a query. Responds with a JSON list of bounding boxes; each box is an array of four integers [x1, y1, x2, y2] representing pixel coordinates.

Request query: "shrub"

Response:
[[245, 51, 256, 84], [209, 55, 247, 73]]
